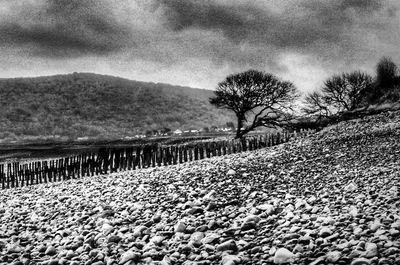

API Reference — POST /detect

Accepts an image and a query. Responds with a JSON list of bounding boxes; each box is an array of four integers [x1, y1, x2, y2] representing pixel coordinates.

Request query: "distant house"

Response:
[[173, 129, 183, 135]]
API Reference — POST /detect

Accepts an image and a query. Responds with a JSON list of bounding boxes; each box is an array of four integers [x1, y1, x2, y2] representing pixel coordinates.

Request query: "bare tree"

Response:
[[209, 70, 298, 138], [303, 71, 373, 118]]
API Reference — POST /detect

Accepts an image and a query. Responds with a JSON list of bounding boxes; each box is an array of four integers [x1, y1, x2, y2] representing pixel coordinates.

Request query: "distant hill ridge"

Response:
[[0, 72, 234, 142]]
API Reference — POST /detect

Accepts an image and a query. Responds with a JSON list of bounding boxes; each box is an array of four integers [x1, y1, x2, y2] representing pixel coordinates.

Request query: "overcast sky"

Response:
[[0, 0, 399, 92]]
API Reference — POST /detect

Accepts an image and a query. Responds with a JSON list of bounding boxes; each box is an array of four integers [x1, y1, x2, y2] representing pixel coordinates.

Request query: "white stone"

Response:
[[227, 169, 236, 176], [274, 248, 295, 264]]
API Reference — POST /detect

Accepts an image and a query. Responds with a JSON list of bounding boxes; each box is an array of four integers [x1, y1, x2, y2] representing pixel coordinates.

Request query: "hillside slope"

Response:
[[0, 73, 235, 142], [0, 111, 399, 264]]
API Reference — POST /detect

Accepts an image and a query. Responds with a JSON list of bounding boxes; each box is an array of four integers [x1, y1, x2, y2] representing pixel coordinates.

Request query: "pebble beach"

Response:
[[0, 111, 400, 265]]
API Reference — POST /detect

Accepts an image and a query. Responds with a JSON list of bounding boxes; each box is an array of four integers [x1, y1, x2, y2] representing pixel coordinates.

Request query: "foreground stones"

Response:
[[0, 111, 400, 264]]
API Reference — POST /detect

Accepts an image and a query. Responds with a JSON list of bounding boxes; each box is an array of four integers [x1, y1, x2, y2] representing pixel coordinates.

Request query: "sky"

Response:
[[0, 0, 399, 93]]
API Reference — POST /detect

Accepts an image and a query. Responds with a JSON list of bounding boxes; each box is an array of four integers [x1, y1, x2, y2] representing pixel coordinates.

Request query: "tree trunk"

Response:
[[235, 116, 243, 139]]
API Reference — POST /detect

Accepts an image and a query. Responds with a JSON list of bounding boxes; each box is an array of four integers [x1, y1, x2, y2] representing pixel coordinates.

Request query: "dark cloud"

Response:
[[157, 0, 383, 49], [0, 0, 133, 57], [0, 0, 399, 91]]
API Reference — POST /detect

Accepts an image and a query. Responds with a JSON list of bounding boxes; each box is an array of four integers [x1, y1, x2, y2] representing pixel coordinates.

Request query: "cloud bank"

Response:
[[0, 0, 399, 92]]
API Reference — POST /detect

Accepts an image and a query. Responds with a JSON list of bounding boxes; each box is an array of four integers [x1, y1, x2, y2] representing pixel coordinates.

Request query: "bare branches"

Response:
[[209, 70, 298, 138], [303, 71, 373, 118]]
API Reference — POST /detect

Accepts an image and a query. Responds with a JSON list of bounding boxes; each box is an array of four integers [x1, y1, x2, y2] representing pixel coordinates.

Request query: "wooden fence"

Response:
[[0, 130, 314, 189]]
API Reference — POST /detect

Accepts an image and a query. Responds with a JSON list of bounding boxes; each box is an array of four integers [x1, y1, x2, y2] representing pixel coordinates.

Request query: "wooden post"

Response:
[[136, 147, 141, 169], [178, 147, 183, 164], [1, 164, 4, 189], [173, 146, 179, 165], [7, 163, 11, 188], [194, 146, 199, 160], [183, 146, 188, 162]]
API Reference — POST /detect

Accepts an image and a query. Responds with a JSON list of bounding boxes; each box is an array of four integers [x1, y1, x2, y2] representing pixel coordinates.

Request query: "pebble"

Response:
[[364, 242, 378, 258], [216, 240, 237, 252], [351, 257, 371, 265], [319, 227, 333, 237], [273, 248, 295, 264], [174, 221, 186, 233], [45, 246, 57, 256], [325, 251, 341, 262], [227, 170, 236, 176], [119, 251, 140, 264], [221, 255, 240, 265]]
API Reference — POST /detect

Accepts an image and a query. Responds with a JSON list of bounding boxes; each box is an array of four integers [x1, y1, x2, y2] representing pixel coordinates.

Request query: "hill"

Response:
[[0, 110, 399, 264], [0, 73, 235, 142]]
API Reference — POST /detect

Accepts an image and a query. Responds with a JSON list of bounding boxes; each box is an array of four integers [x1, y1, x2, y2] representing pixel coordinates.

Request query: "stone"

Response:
[[273, 248, 295, 264], [174, 221, 186, 233], [364, 242, 378, 258], [150, 235, 165, 246], [202, 233, 220, 245], [216, 240, 237, 252], [133, 225, 147, 237], [351, 258, 371, 265], [326, 251, 341, 263], [298, 235, 311, 245], [108, 235, 122, 243], [345, 183, 357, 192], [227, 170, 236, 176], [45, 245, 57, 256], [319, 227, 332, 237], [119, 251, 141, 264], [222, 255, 240, 265], [370, 221, 381, 232], [256, 204, 275, 215], [377, 258, 392, 265], [7, 244, 22, 254], [47, 259, 59, 265], [241, 221, 257, 231]]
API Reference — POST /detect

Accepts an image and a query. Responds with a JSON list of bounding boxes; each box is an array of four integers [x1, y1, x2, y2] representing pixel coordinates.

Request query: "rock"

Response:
[[174, 221, 186, 233], [119, 251, 141, 264], [160, 255, 172, 265], [256, 204, 275, 215], [370, 221, 381, 232], [364, 242, 378, 258], [345, 183, 358, 192], [351, 258, 371, 265], [108, 235, 122, 243], [309, 257, 325, 265], [377, 258, 392, 265], [202, 233, 220, 245], [273, 248, 295, 264], [391, 220, 400, 230], [7, 244, 22, 254], [203, 190, 216, 201], [326, 251, 341, 263], [227, 169, 236, 176], [319, 227, 332, 237], [45, 245, 57, 256], [47, 259, 59, 265], [150, 235, 165, 246], [216, 240, 237, 252], [241, 220, 257, 231], [133, 225, 147, 237], [222, 255, 240, 265]]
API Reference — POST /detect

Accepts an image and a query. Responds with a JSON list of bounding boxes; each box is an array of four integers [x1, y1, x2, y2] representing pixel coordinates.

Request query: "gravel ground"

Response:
[[0, 111, 399, 265]]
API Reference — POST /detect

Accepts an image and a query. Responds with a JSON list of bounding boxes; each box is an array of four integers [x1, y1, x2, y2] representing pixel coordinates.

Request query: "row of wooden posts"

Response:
[[0, 130, 314, 189]]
